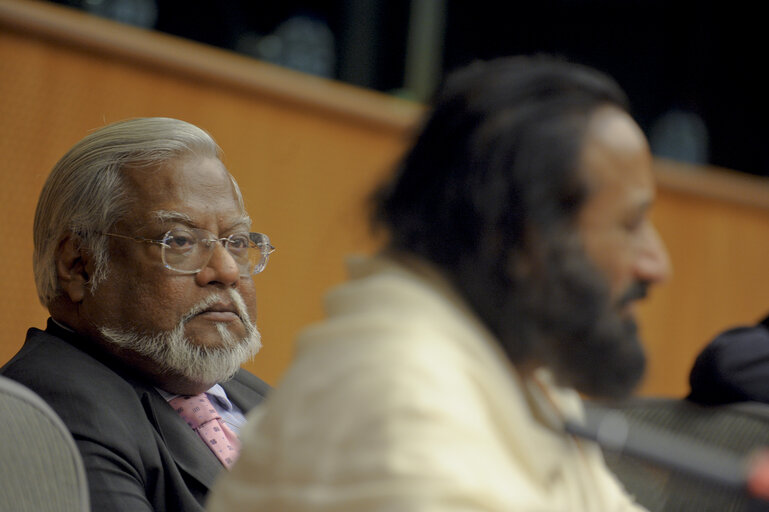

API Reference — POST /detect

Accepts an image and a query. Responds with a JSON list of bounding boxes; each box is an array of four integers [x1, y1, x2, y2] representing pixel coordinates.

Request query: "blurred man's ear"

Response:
[[56, 233, 91, 303], [506, 227, 542, 281], [507, 249, 533, 281]]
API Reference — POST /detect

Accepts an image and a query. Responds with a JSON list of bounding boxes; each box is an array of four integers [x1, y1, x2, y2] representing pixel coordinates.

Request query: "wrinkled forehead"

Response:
[[149, 209, 251, 229], [120, 156, 249, 229]]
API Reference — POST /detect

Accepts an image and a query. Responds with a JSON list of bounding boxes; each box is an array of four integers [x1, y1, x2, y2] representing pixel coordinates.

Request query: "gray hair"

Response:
[[33, 117, 245, 306]]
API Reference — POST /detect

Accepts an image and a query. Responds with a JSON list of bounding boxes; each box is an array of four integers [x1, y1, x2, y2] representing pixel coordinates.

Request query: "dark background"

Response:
[[49, 0, 766, 177]]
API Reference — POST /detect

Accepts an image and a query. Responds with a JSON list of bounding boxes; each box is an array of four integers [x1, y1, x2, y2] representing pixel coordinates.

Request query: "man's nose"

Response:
[[196, 243, 241, 287], [636, 223, 672, 286]]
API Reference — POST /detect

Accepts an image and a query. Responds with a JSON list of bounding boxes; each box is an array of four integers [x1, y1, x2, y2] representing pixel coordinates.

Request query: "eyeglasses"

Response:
[[102, 228, 275, 276]]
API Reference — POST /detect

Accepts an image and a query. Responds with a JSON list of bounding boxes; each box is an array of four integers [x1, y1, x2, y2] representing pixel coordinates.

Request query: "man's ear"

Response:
[[507, 250, 532, 281], [56, 234, 91, 303], [506, 227, 539, 282]]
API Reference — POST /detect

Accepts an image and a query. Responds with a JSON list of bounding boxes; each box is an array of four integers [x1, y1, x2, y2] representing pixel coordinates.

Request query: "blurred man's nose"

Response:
[[636, 223, 672, 286]]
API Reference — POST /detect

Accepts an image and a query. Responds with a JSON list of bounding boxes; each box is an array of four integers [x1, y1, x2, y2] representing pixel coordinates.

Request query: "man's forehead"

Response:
[[585, 106, 648, 153], [578, 108, 654, 191], [149, 209, 251, 229], [575, 106, 656, 225], [122, 155, 231, 192], [120, 155, 247, 218]]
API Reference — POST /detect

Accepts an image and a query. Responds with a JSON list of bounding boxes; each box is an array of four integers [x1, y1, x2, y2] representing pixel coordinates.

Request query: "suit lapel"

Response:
[[132, 370, 268, 491], [140, 389, 223, 490]]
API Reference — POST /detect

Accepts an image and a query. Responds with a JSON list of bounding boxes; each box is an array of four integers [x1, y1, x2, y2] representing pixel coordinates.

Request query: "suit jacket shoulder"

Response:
[[225, 368, 271, 410], [2, 323, 270, 512], [689, 316, 769, 405]]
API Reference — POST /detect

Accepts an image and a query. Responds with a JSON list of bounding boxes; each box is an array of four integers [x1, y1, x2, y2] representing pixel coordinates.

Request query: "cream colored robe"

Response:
[[207, 254, 646, 512]]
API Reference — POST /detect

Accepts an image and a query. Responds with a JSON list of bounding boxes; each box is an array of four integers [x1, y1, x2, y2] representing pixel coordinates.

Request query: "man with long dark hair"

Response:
[[208, 55, 670, 511]]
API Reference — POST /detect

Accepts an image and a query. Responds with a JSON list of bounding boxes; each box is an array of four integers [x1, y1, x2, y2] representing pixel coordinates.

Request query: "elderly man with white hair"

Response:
[[2, 117, 274, 512]]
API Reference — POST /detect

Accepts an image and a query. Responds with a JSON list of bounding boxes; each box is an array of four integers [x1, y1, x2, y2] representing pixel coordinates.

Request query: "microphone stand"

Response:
[[564, 406, 769, 503]]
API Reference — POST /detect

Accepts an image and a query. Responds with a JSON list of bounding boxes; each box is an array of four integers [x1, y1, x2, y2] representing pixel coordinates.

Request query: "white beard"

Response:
[[99, 288, 261, 384]]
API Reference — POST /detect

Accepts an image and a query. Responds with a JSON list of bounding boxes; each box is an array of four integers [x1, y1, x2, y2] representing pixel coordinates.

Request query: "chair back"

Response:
[[0, 376, 90, 512]]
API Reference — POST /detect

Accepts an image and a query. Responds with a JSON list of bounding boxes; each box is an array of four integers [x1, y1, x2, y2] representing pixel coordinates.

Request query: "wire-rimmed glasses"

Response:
[[103, 228, 275, 276]]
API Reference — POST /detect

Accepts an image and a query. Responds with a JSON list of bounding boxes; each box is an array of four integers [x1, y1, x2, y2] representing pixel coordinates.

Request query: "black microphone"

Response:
[[564, 407, 769, 502]]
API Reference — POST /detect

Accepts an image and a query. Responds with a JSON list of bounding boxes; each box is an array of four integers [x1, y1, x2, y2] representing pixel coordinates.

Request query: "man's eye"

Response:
[[166, 233, 197, 251], [227, 234, 250, 251]]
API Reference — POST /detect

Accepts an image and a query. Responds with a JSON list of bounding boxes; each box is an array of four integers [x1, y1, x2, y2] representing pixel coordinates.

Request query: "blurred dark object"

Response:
[[688, 314, 769, 406], [443, 0, 766, 177], [50, 0, 158, 28], [45, 0, 767, 177]]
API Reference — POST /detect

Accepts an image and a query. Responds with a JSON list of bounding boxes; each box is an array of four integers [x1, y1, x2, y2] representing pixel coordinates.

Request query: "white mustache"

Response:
[[181, 289, 252, 328]]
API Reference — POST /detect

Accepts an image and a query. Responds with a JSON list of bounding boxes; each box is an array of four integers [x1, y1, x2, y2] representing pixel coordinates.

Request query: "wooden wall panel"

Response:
[[638, 168, 769, 395], [0, 0, 418, 385], [4, 0, 769, 398]]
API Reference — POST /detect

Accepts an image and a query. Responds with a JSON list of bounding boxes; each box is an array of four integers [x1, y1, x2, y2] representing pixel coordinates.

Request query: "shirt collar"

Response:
[[156, 383, 234, 411], [50, 317, 75, 332]]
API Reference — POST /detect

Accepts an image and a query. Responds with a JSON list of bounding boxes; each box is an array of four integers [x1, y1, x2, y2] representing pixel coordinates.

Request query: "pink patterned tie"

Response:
[[169, 394, 241, 469]]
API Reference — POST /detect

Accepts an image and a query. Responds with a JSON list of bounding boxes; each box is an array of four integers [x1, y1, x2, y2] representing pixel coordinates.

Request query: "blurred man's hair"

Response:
[[372, 55, 643, 398]]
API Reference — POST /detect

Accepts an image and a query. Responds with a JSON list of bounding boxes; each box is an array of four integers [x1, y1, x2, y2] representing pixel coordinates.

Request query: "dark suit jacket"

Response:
[[688, 314, 769, 405], [1, 319, 270, 512]]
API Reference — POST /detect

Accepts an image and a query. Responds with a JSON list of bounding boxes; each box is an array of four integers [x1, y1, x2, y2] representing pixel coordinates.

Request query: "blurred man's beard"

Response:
[[519, 240, 647, 400], [98, 289, 261, 385], [465, 234, 647, 401]]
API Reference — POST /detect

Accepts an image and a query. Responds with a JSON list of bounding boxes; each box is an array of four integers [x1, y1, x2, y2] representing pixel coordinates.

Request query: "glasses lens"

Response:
[[160, 229, 273, 275], [224, 233, 252, 275], [162, 229, 204, 273], [248, 233, 274, 275]]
